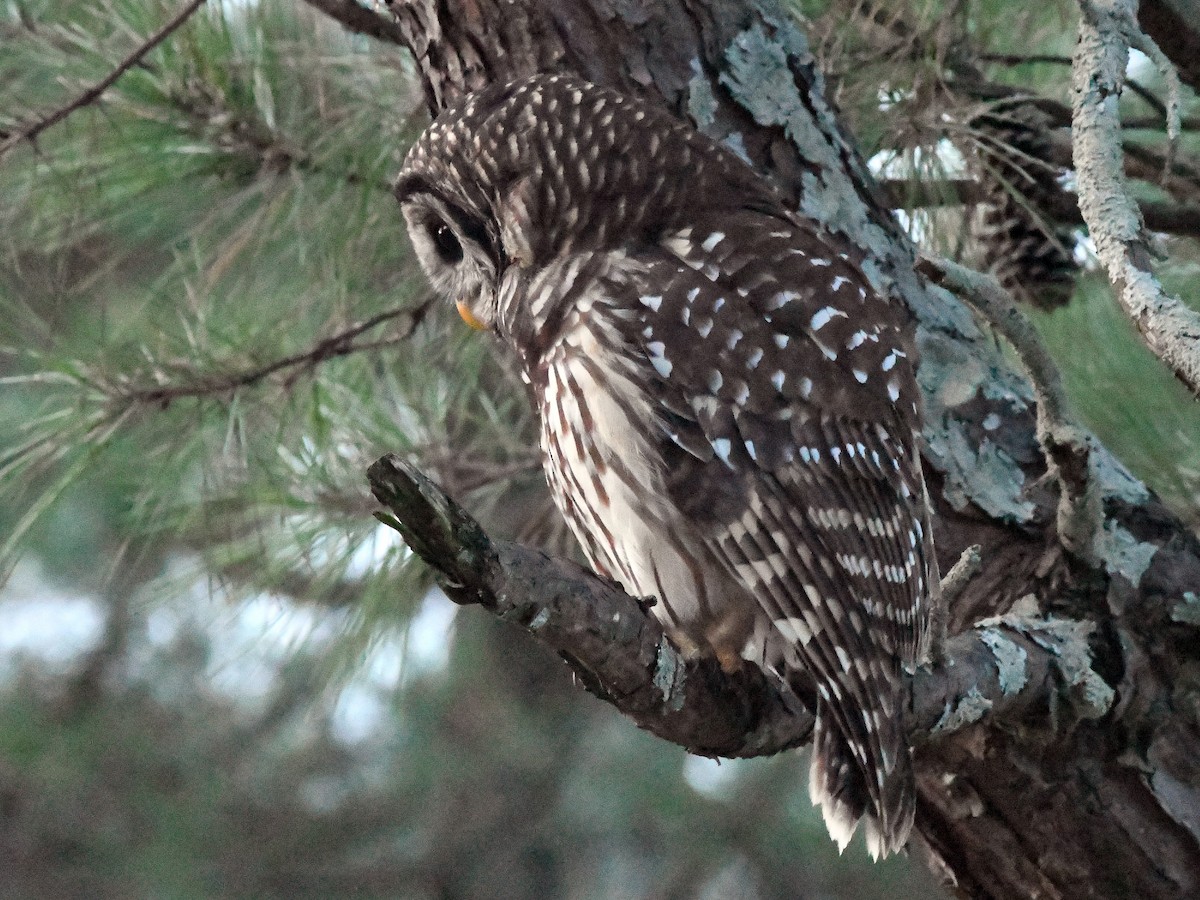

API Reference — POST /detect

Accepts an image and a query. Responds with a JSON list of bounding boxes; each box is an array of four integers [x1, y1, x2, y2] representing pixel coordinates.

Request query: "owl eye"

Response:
[[428, 220, 463, 264]]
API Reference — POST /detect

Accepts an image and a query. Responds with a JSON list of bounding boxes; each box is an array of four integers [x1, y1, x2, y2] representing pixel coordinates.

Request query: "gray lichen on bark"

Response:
[[978, 629, 1029, 696], [932, 687, 993, 734]]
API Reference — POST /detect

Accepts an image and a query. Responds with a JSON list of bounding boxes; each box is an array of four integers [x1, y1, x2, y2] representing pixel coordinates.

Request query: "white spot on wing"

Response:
[[815, 338, 838, 361], [647, 341, 672, 377], [882, 348, 906, 372], [640, 295, 663, 312], [775, 616, 813, 645], [835, 645, 852, 671], [702, 231, 725, 251], [810, 306, 845, 331], [712, 437, 733, 465]]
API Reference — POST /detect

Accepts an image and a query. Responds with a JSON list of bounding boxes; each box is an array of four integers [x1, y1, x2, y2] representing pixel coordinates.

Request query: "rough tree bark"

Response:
[[347, 1, 1200, 896]]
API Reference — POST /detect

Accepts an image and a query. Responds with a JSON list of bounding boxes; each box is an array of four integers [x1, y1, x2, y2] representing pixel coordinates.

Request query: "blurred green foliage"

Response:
[[1032, 274, 1200, 523], [0, 0, 1197, 896]]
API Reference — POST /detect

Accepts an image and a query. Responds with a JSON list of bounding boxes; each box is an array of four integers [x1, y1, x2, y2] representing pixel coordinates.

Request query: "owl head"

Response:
[[394, 74, 777, 336], [395, 172, 502, 330], [394, 77, 565, 334]]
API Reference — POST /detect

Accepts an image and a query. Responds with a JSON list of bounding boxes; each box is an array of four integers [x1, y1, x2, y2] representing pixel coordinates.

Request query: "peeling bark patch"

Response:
[[686, 61, 718, 128], [979, 628, 1029, 695], [973, 610, 1115, 724], [929, 429, 1037, 521], [721, 131, 752, 164], [1092, 446, 1150, 504], [1025, 619, 1115, 721], [915, 326, 1038, 522], [1171, 591, 1200, 626], [1094, 520, 1158, 585], [933, 687, 993, 733], [719, 23, 804, 131], [718, 21, 873, 238], [1151, 769, 1200, 845], [654, 640, 686, 709]]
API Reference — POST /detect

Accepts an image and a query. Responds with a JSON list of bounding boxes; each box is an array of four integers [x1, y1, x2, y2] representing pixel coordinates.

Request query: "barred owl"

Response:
[[395, 74, 936, 859]]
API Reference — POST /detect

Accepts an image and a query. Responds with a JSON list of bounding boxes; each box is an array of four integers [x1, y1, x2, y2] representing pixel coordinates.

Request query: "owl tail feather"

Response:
[[808, 717, 916, 860]]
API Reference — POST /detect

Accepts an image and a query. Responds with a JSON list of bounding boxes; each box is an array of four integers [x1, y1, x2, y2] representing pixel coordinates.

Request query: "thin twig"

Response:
[[117, 298, 434, 407], [298, 0, 407, 45], [940, 545, 983, 607], [927, 544, 982, 664], [0, 0, 208, 162], [1072, 0, 1200, 398], [916, 255, 1102, 565], [1121, 115, 1200, 131], [879, 178, 1200, 236], [168, 87, 394, 192], [979, 53, 1074, 66], [979, 51, 1170, 123], [1109, 1, 1184, 170]]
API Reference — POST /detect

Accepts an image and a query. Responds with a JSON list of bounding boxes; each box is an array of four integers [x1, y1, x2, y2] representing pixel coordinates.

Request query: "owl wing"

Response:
[[605, 210, 935, 856]]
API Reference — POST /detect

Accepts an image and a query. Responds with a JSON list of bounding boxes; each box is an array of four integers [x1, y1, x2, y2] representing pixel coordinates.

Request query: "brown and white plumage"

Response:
[[395, 74, 936, 858]]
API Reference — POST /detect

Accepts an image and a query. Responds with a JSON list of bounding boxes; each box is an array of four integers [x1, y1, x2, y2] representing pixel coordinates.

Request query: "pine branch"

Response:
[[165, 85, 393, 191], [0, 0, 209, 162], [110, 300, 432, 409]]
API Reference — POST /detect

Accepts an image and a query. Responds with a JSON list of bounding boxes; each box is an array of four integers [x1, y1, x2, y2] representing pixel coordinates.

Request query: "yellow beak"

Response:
[[456, 300, 487, 331]]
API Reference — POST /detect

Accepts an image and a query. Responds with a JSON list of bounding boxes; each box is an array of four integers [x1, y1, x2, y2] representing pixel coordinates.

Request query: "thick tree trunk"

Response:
[[365, 0, 1200, 895]]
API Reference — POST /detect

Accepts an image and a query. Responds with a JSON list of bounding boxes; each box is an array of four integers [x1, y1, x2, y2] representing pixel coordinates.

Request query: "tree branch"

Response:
[[915, 255, 1102, 565], [1139, 0, 1200, 90], [878, 178, 1200, 236], [110, 299, 432, 409], [0, 0, 208, 162], [368, 453, 813, 759], [1071, 0, 1200, 397], [367, 454, 1111, 758], [298, 0, 408, 45]]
